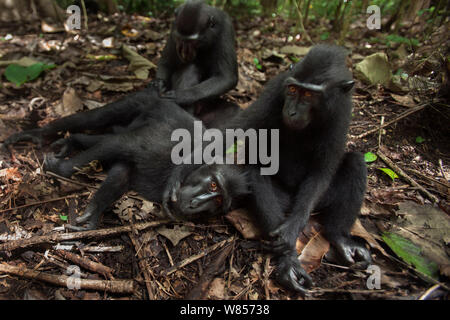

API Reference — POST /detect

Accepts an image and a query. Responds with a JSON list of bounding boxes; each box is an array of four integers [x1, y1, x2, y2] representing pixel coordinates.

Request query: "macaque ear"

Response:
[[339, 80, 355, 92]]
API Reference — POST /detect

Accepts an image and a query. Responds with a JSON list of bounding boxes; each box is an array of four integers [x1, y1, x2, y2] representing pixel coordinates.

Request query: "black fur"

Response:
[[41, 94, 248, 230], [155, 0, 239, 123], [3, 0, 238, 148], [197, 45, 371, 294], [238, 45, 370, 293]]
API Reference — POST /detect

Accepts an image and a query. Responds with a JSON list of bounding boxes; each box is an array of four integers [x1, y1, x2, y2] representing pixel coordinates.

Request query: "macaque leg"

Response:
[[51, 133, 112, 158], [4, 91, 150, 145], [44, 137, 122, 178], [318, 152, 371, 266], [66, 162, 130, 231]]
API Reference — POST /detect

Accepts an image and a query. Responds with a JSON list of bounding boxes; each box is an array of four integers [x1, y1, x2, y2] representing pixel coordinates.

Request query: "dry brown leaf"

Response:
[[207, 278, 226, 299], [390, 93, 416, 107], [392, 202, 450, 269], [54, 88, 83, 117], [298, 233, 330, 273], [279, 45, 310, 56], [225, 209, 261, 240], [0, 167, 22, 182], [156, 225, 192, 247], [440, 264, 450, 277], [351, 219, 388, 257]]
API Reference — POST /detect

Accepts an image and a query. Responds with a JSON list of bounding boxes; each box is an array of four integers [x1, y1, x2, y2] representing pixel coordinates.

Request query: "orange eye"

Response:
[[210, 182, 217, 191], [304, 90, 312, 97], [288, 85, 297, 94]]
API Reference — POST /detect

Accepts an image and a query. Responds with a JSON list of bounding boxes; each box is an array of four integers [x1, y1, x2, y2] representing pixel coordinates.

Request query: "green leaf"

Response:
[[378, 168, 399, 181], [415, 136, 425, 144], [364, 152, 377, 163], [320, 32, 330, 40], [382, 232, 439, 279], [4, 63, 55, 86], [59, 215, 68, 222], [289, 56, 300, 63], [385, 34, 419, 48], [253, 57, 262, 70]]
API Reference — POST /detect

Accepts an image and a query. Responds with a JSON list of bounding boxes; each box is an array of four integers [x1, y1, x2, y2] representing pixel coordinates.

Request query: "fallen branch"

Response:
[[55, 250, 114, 277], [0, 263, 133, 294], [0, 220, 170, 252], [61, 245, 124, 253], [163, 236, 235, 276], [376, 150, 439, 203], [405, 168, 450, 189], [354, 104, 427, 140]]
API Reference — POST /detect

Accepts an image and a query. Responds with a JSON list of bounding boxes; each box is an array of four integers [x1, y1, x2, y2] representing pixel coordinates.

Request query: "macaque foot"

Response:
[[65, 207, 100, 231], [43, 153, 74, 178], [326, 237, 372, 268], [65, 223, 96, 232], [51, 138, 75, 158], [275, 254, 313, 295]]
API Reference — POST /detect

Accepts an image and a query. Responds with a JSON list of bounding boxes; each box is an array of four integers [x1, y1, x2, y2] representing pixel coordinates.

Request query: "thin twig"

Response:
[[80, 0, 88, 31], [45, 171, 99, 190], [377, 116, 385, 148], [121, 208, 155, 300], [293, 0, 313, 44], [263, 257, 271, 300], [376, 151, 439, 203], [163, 236, 235, 276], [406, 168, 450, 189], [312, 288, 385, 294], [354, 104, 427, 140], [0, 192, 91, 214], [438, 159, 447, 180], [185, 242, 234, 299]]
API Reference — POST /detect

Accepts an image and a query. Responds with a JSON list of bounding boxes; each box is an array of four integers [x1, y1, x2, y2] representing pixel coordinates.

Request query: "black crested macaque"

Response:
[[165, 164, 249, 221], [171, 45, 371, 294], [3, 0, 238, 148], [41, 91, 248, 231], [152, 0, 239, 123]]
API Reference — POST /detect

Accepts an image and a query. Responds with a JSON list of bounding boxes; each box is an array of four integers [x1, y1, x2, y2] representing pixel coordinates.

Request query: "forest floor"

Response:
[[0, 12, 449, 300]]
